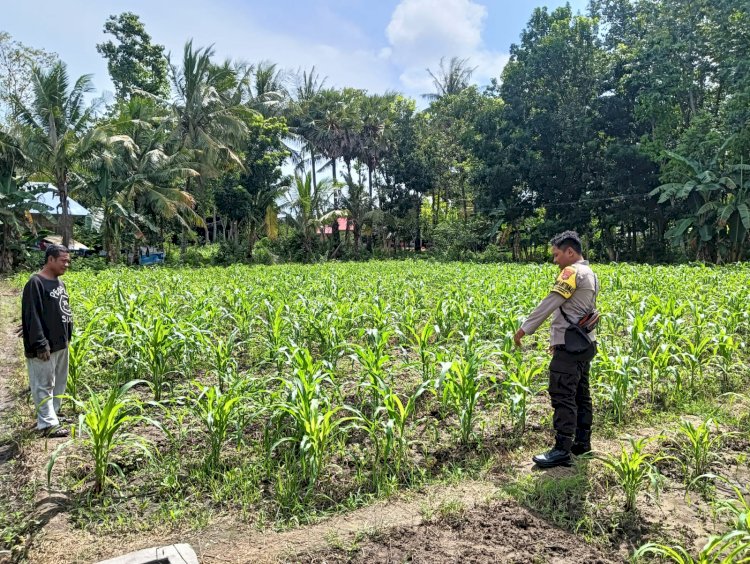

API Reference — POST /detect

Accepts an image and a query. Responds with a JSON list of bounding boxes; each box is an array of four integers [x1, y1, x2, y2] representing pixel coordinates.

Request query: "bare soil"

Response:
[[296, 499, 616, 564]]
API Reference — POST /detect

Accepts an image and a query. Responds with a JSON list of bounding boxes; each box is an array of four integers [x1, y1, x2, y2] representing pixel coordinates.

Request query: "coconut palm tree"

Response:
[[168, 40, 254, 250], [248, 61, 289, 117], [82, 98, 200, 262], [283, 172, 334, 259], [423, 56, 477, 100], [12, 61, 100, 246], [169, 40, 253, 179], [287, 67, 326, 191]]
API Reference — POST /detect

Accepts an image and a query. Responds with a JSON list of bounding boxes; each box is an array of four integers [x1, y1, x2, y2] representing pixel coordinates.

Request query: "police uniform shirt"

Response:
[[520, 259, 599, 346]]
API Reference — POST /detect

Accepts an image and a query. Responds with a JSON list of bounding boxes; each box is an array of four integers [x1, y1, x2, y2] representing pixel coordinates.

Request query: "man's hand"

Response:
[[15, 324, 23, 338], [36, 349, 51, 361], [513, 328, 526, 348]]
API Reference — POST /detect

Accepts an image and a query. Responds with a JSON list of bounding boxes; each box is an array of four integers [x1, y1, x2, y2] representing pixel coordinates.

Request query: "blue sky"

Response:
[[3, 0, 589, 101]]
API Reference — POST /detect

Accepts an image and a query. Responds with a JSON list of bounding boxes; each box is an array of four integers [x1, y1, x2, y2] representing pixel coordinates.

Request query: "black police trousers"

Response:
[[548, 343, 597, 446]]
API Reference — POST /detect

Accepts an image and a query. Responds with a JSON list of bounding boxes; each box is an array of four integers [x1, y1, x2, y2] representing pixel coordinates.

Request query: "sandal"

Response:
[[38, 425, 70, 438]]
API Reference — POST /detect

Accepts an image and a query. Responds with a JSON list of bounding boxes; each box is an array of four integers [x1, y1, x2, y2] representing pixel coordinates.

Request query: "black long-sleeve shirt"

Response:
[[22, 274, 73, 358]]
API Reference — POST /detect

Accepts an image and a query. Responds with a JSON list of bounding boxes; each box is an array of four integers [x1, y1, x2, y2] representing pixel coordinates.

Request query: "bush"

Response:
[[431, 218, 490, 261], [252, 241, 277, 265], [214, 239, 247, 266], [478, 244, 505, 263], [182, 247, 206, 267], [70, 255, 109, 271]]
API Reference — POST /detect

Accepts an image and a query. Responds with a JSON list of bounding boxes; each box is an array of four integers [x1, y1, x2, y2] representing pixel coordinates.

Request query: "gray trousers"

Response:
[[26, 348, 69, 430]]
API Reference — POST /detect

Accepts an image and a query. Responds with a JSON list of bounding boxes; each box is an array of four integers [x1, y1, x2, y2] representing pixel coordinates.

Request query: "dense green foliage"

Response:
[[1, 1, 749, 272]]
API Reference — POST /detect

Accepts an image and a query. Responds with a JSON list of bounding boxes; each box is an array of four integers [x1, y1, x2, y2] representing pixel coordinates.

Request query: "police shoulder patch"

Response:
[[551, 266, 577, 299]]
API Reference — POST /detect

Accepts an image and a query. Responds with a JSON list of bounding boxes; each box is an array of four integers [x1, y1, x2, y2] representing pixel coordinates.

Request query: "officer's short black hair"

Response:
[[45, 244, 70, 263], [550, 231, 582, 255]]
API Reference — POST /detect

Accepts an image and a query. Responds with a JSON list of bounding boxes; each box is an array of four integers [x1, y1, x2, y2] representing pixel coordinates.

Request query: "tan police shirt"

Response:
[[520, 259, 599, 346]]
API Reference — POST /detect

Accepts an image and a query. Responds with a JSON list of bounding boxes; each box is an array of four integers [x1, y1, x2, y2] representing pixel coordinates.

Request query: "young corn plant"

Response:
[[191, 382, 245, 471], [673, 418, 723, 487], [307, 310, 346, 367], [679, 334, 716, 396], [350, 328, 391, 406], [403, 321, 437, 382], [500, 352, 543, 435], [633, 530, 750, 563], [646, 343, 675, 404], [375, 380, 428, 476], [132, 316, 182, 401], [715, 329, 740, 393], [258, 300, 290, 375], [66, 338, 89, 404], [65, 314, 102, 403], [272, 351, 351, 490], [597, 436, 667, 513], [47, 380, 160, 494], [201, 329, 240, 391], [594, 349, 639, 424], [436, 331, 485, 444]]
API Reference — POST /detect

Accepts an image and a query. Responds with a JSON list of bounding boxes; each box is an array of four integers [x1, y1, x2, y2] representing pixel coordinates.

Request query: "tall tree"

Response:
[[283, 173, 334, 260], [0, 32, 57, 123], [12, 62, 100, 246], [169, 41, 251, 177], [236, 114, 289, 257], [168, 41, 253, 248], [357, 93, 395, 202], [96, 12, 169, 99], [423, 56, 476, 101], [248, 61, 288, 117], [499, 6, 607, 246], [287, 67, 326, 191]]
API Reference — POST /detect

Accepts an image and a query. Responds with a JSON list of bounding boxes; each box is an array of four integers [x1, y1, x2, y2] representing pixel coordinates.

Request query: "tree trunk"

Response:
[[414, 195, 422, 252], [311, 148, 318, 193], [248, 225, 257, 259], [57, 174, 72, 247], [331, 159, 340, 247], [0, 223, 11, 273], [461, 174, 467, 225], [368, 166, 373, 202]]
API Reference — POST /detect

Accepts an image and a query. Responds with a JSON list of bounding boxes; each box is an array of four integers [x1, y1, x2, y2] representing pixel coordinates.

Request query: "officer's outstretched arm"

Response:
[[520, 292, 566, 337]]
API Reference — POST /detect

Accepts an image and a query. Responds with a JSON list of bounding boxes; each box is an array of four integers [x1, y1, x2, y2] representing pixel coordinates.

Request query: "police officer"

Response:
[[513, 231, 599, 468]]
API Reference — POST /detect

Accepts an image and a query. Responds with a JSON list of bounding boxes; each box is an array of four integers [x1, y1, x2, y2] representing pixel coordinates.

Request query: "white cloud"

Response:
[[386, 0, 486, 62], [384, 0, 509, 95]]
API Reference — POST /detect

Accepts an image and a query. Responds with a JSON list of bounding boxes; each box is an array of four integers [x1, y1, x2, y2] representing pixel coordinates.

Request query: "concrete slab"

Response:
[[95, 543, 198, 564]]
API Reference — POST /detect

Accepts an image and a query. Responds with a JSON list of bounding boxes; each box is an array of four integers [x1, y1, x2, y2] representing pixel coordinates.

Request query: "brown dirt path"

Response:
[[0, 284, 28, 563]]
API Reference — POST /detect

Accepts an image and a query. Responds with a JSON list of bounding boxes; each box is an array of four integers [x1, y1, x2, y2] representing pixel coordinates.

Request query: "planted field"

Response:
[[4, 261, 750, 563]]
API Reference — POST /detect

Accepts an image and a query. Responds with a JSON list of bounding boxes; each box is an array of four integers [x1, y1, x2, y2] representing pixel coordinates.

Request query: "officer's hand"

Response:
[[15, 324, 23, 338], [37, 349, 51, 361], [513, 329, 525, 348]]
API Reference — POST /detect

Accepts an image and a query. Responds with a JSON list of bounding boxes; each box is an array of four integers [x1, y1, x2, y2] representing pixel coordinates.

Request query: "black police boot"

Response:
[[532, 434, 573, 468], [571, 428, 592, 456]]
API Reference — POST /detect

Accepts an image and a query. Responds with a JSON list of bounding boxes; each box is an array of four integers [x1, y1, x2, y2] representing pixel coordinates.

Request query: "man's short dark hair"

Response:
[[550, 231, 582, 255], [45, 244, 69, 263]]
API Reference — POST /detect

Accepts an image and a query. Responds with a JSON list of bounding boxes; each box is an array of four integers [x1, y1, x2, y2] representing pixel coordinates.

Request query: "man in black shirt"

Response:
[[22, 244, 73, 437]]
